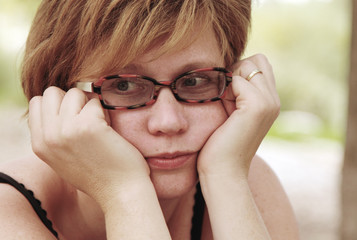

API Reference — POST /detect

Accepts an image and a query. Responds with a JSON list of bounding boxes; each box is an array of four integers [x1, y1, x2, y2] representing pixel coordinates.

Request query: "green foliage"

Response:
[[0, 0, 41, 106], [0, 0, 41, 19], [245, 0, 350, 141]]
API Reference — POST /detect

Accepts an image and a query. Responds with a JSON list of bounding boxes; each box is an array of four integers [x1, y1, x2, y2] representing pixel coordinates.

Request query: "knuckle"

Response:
[[65, 87, 89, 105], [29, 96, 42, 105], [253, 53, 268, 61], [43, 86, 65, 97], [67, 87, 84, 96], [28, 96, 42, 112], [43, 86, 57, 94], [235, 60, 256, 78], [239, 60, 255, 70], [252, 54, 273, 71]]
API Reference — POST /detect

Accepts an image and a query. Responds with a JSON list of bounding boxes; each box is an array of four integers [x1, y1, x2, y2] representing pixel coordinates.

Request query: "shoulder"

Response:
[[248, 155, 300, 239], [0, 154, 71, 205], [248, 155, 281, 189], [0, 155, 74, 239]]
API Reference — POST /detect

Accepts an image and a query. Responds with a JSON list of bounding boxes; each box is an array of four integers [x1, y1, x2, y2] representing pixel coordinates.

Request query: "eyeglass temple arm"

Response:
[[75, 82, 94, 92]]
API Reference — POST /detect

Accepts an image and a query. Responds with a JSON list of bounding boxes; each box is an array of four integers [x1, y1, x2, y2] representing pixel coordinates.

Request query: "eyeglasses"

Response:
[[75, 67, 232, 110]]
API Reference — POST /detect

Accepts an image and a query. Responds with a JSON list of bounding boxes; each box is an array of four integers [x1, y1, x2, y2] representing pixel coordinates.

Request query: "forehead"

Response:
[[78, 26, 223, 81], [119, 28, 224, 81]]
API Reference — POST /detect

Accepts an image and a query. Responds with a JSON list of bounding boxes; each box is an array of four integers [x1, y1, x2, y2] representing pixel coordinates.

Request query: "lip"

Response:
[[145, 152, 196, 170]]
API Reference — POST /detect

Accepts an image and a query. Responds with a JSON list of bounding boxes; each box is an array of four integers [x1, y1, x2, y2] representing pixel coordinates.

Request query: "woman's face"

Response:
[[108, 27, 228, 199]]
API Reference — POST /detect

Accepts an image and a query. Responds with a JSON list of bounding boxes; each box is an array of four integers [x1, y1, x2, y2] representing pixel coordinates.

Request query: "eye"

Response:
[[181, 75, 210, 87], [116, 80, 130, 91], [175, 71, 223, 100], [110, 78, 146, 94], [100, 77, 155, 107], [183, 77, 199, 86]]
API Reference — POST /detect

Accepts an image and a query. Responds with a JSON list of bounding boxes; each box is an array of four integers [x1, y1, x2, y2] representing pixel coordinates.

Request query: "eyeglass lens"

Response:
[[100, 70, 227, 107]]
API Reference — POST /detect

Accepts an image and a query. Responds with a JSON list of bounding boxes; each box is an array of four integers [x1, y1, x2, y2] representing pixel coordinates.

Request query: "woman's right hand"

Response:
[[28, 86, 151, 208], [29, 86, 171, 239]]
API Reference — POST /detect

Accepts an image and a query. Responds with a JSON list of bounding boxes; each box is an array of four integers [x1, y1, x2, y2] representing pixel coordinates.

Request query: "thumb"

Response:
[[82, 92, 111, 126]]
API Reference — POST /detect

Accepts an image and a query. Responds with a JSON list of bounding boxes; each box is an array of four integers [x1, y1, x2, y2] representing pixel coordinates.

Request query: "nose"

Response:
[[147, 88, 189, 136]]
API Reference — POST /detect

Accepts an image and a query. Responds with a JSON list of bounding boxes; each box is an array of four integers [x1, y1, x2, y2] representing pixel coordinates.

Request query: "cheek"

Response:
[[187, 102, 228, 142], [107, 110, 146, 140]]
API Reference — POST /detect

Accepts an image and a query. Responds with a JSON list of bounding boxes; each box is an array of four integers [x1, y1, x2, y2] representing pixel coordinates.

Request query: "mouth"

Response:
[[145, 152, 197, 170]]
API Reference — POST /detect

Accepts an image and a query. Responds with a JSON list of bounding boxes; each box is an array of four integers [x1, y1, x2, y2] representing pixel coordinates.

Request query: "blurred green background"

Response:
[[245, 0, 349, 142], [0, 0, 40, 105], [0, 0, 349, 142]]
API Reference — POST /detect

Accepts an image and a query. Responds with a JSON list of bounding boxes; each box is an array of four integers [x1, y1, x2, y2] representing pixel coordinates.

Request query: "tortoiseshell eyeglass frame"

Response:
[[75, 67, 233, 110]]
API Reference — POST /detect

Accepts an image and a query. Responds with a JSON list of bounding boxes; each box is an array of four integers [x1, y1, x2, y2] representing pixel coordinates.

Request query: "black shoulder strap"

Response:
[[191, 182, 205, 239], [0, 172, 59, 239]]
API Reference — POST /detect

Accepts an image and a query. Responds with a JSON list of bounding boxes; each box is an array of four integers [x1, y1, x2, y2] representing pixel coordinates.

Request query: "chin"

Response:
[[150, 169, 198, 200]]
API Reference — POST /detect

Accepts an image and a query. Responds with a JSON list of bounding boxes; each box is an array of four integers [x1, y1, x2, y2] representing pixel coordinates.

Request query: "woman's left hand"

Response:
[[197, 54, 280, 179]]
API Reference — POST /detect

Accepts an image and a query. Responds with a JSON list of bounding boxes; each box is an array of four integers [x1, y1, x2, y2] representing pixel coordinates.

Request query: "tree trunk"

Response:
[[341, 0, 357, 239]]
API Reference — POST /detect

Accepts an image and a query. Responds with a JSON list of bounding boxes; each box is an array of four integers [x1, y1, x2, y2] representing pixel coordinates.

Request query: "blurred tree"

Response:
[[342, 0, 357, 239]]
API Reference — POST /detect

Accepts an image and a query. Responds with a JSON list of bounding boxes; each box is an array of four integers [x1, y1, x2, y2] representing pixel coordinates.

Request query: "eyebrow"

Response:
[[122, 61, 222, 76]]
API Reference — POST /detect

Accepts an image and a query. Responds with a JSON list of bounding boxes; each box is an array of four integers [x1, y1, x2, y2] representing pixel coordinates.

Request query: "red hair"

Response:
[[21, 0, 251, 100]]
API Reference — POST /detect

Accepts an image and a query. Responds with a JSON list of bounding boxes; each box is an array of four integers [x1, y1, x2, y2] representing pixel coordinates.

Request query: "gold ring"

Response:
[[246, 69, 263, 81]]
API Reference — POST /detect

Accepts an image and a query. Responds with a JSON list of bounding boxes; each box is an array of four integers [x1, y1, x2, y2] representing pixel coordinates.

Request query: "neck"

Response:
[[160, 197, 181, 223], [159, 185, 197, 238]]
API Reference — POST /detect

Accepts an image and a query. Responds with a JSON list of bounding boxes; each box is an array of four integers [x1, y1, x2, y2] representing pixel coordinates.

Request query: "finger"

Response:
[[222, 72, 264, 116], [28, 96, 46, 157], [41, 87, 65, 133], [238, 54, 278, 100], [232, 55, 279, 105], [28, 96, 43, 140], [222, 84, 237, 116], [221, 99, 235, 116], [249, 54, 276, 87], [250, 55, 280, 105], [42, 86, 65, 116], [249, 62, 279, 106], [222, 75, 260, 118], [82, 91, 112, 125], [80, 97, 107, 121], [68, 86, 112, 127], [231, 75, 262, 106], [59, 88, 89, 116], [233, 59, 268, 94]]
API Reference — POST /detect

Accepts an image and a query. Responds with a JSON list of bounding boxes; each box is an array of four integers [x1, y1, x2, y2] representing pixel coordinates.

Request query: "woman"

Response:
[[0, 0, 299, 239]]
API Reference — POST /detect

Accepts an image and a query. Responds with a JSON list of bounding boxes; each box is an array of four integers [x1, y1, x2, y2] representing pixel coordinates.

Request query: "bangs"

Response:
[[71, 0, 217, 83], [72, 0, 216, 82]]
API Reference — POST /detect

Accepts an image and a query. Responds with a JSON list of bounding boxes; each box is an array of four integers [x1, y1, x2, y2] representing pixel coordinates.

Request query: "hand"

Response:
[[28, 87, 150, 206], [197, 54, 280, 179]]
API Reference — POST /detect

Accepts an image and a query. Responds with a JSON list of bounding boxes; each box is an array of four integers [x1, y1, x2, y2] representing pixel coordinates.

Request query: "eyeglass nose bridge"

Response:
[[153, 80, 177, 94]]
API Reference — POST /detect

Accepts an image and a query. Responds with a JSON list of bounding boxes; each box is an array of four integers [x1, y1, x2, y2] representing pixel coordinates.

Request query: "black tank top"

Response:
[[0, 172, 205, 239]]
